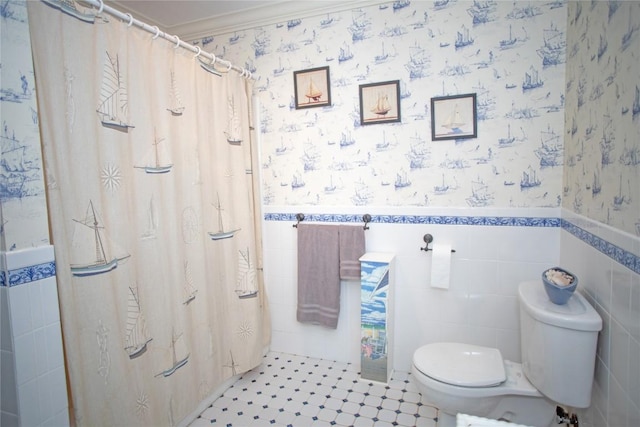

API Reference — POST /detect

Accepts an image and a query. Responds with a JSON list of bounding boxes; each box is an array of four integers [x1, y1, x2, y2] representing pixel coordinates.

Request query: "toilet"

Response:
[[411, 280, 602, 427]]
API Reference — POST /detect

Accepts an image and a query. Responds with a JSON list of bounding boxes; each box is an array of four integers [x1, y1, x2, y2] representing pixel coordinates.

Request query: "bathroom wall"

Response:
[[195, 1, 567, 209], [0, 0, 50, 250], [561, 2, 640, 427], [192, 0, 568, 371], [195, 3, 640, 426], [1, 246, 68, 427], [563, 1, 639, 237], [262, 206, 560, 371], [1, 1, 68, 425]]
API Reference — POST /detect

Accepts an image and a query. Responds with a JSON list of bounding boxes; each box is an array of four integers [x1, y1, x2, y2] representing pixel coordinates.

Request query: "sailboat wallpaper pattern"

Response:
[[27, 1, 268, 426], [193, 0, 568, 210], [564, 1, 640, 236], [0, 0, 49, 250]]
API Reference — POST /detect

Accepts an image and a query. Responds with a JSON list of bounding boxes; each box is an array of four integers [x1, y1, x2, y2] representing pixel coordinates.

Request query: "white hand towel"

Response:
[[430, 243, 452, 289]]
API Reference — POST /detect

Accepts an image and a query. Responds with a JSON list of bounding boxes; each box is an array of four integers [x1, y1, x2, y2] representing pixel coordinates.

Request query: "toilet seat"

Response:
[[413, 342, 506, 387]]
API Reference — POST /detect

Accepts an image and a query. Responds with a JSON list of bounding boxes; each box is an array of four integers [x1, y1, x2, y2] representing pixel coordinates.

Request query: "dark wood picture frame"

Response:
[[359, 80, 401, 126], [430, 93, 477, 140], [293, 66, 331, 109]]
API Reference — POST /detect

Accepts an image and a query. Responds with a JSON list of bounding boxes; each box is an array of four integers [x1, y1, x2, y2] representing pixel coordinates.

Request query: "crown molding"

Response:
[[171, 0, 388, 42]]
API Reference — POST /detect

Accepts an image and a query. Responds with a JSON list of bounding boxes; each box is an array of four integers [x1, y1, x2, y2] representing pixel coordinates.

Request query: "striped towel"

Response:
[[296, 224, 341, 328], [338, 225, 365, 280]]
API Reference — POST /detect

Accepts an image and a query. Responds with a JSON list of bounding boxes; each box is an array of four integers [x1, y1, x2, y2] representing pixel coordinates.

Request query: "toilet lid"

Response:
[[413, 343, 506, 387]]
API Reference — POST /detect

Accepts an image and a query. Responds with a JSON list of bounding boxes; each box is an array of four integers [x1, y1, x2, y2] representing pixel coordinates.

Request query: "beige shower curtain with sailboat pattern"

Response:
[[27, 2, 269, 425]]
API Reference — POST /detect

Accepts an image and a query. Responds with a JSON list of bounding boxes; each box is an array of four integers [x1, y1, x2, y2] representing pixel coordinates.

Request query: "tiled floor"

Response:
[[189, 351, 440, 427]]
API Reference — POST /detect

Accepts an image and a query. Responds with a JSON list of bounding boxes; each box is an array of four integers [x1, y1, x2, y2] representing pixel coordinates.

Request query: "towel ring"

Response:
[[152, 26, 160, 39], [173, 35, 181, 49], [293, 213, 305, 228], [193, 46, 202, 59], [124, 13, 133, 26]]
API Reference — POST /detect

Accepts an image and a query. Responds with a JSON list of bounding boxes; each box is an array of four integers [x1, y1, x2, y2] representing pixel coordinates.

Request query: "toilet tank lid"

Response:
[[518, 280, 602, 331], [413, 343, 506, 387]]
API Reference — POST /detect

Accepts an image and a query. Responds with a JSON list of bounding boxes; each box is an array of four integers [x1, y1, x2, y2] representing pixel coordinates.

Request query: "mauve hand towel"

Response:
[[338, 225, 365, 281], [296, 224, 341, 328]]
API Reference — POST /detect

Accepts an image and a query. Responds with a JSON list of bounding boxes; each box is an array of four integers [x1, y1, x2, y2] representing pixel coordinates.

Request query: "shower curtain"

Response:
[[27, 2, 269, 425]]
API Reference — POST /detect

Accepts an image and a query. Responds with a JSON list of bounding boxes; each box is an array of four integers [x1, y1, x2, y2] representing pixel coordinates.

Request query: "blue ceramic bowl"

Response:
[[542, 267, 578, 305]]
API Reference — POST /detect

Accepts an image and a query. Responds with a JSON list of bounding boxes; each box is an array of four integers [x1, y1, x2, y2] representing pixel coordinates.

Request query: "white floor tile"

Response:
[[345, 391, 366, 404], [381, 397, 400, 411], [190, 351, 438, 427], [378, 408, 398, 423], [316, 407, 338, 422], [341, 401, 361, 415], [298, 402, 321, 418], [352, 416, 375, 427], [335, 411, 357, 426], [329, 387, 348, 400], [362, 394, 383, 408]]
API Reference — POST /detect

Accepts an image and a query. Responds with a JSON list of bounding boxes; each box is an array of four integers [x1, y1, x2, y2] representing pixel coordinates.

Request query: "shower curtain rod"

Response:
[[79, 0, 256, 80]]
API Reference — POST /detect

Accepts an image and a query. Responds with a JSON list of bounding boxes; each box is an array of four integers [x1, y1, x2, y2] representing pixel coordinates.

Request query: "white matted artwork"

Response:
[[431, 93, 477, 141]]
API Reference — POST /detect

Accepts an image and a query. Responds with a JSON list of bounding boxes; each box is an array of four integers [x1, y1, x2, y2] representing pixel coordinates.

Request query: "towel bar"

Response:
[[293, 213, 372, 229]]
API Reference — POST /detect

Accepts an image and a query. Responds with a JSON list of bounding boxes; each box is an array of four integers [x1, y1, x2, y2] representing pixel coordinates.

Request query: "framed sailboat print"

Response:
[[430, 93, 477, 141], [359, 80, 401, 126], [293, 66, 331, 109]]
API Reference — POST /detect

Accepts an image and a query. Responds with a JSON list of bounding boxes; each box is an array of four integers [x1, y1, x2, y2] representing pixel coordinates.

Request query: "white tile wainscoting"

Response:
[[262, 207, 561, 372], [261, 206, 639, 427], [1, 245, 69, 427]]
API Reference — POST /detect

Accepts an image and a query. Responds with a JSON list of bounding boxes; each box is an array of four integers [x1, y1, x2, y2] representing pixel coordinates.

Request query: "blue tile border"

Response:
[[264, 213, 561, 227], [561, 219, 640, 275], [0, 261, 56, 287]]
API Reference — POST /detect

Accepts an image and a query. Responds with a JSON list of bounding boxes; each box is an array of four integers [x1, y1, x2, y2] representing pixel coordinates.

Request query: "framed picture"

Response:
[[293, 66, 331, 109], [359, 80, 401, 126], [430, 93, 477, 140]]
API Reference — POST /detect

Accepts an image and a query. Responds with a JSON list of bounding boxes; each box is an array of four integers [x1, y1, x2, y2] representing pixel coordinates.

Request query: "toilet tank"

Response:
[[518, 280, 602, 408]]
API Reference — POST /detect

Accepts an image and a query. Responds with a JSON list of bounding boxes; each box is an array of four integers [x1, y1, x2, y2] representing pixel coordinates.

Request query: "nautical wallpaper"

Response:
[[563, 1, 640, 237], [0, 0, 49, 250], [193, 0, 568, 210]]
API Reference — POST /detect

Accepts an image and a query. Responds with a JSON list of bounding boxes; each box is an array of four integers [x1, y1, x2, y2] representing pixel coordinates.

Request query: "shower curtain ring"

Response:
[[193, 46, 202, 59], [124, 13, 133, 26], [226, 61, 233, 72], [210, 53, 217, 65], [152, 26, 160, 39], [97, 0, 104, 14], [173, 35, 181, 48]]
